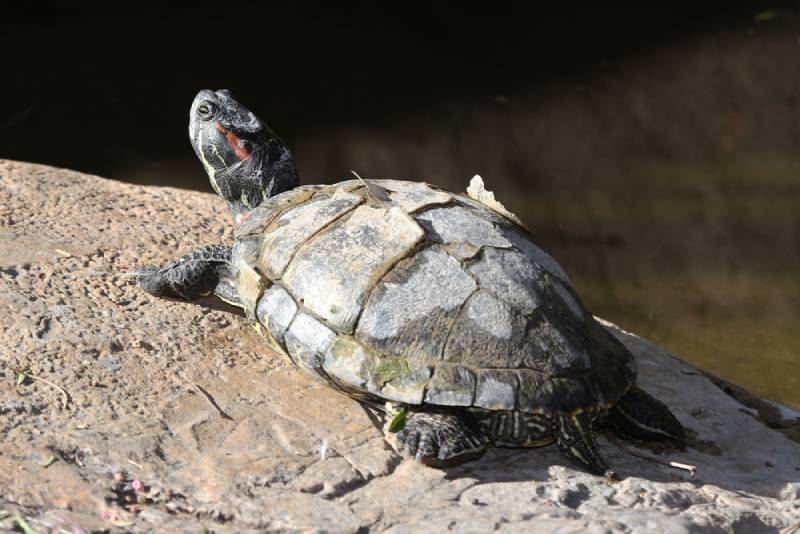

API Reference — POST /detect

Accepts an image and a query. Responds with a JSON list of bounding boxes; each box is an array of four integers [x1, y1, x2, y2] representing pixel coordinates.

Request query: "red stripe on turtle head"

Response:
[[215, 121, 252, 161]]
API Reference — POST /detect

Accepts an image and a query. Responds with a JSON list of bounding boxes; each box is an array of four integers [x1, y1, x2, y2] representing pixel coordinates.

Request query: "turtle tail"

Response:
[[604, 386, 687, 447]]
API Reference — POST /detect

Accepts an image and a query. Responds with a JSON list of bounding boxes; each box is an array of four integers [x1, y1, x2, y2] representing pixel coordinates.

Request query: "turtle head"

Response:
[[189, 89, 299, 223]]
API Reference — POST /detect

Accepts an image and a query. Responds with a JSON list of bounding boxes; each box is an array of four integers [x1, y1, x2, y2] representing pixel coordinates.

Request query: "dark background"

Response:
[[0, 5, 769, 183], [2, 4, 799, 407]]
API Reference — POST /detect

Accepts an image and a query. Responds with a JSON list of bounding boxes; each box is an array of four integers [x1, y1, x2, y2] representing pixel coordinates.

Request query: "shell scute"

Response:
[[256, 284, 298, 344], [355, 246, 476, 360], [475, 369, 518, 410], [259, 190, 363, 278], [282, 205, 424, 333], [285, 312, 336, 381], [424, 365, 477, 406]]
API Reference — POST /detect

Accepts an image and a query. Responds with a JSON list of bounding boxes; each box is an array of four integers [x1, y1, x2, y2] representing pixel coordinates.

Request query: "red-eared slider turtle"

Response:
[[135, 89, 686, 478]]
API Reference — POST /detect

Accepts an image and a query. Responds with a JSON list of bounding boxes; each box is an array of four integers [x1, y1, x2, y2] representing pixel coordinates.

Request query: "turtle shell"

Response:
[[233, 179, 636, 416]]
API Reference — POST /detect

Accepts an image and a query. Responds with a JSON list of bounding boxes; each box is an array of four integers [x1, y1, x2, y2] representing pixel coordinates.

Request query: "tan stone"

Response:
[[1, 161, 798, 533]]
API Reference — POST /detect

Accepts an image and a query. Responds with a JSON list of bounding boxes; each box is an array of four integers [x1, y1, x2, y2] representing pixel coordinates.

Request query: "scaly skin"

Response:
[[392, 398, 683, 479], [392, 410, 487, 467], [135, 244, 239, 305], [393, 407, 616, 477], [135, 88, 298, 308]]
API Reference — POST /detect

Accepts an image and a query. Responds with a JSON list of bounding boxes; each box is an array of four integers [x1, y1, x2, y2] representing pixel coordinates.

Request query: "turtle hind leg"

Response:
[[389, 409, 487, 467], [135, 244, 239, 305], [554, 412, 617, 479], [605, 387, 686, 447]]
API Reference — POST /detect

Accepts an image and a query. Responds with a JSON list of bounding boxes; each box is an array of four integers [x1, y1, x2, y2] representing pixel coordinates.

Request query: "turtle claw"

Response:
[[397, 425, 438, 461], [116, 265, 156, 281], [133, 265, 176, 297], [129, 265, 158, 280], [390, 411, 486, 467], [132, 265, 158, 274]]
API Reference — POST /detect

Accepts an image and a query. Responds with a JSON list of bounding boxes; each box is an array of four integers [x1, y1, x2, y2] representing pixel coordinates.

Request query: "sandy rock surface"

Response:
[[0, 160, 798, 533]]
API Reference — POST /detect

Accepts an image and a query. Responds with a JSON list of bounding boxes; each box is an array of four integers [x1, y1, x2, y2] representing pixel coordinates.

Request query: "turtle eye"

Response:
[[196, 101, 215, 120]]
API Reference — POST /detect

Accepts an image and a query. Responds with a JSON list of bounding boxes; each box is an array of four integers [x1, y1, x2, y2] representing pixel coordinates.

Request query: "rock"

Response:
[[0, 160, 798, 533]]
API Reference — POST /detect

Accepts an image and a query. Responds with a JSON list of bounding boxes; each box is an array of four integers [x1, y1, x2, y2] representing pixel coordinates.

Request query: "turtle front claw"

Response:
[[132, 265, 179, 298], [131, 265, 159, 279], [389, 410, 486, 467]]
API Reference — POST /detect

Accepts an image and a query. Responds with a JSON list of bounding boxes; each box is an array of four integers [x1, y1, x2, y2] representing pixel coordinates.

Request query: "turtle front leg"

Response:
[[387, 408, 487, 467], [134, 244, 240, 306], [554, 412, 617, 479]]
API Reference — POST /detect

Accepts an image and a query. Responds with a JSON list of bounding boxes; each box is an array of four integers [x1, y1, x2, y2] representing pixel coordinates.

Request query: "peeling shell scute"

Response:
[[282, 205, 424, 333]]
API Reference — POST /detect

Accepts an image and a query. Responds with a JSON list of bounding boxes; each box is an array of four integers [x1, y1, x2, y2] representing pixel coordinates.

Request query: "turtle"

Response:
[[134, 88, 686, 478]]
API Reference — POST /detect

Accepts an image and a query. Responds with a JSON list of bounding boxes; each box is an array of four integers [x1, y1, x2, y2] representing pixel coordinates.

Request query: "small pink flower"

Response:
[[131, 479, 145, 492]]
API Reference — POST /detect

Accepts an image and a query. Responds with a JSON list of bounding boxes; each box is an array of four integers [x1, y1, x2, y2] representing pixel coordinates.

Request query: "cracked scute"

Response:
[[237, 260, 267, 319], [282, 205, 424, 333], [416, 205, 512, 249], [259, 191, 363, 278], [468, 247, 545, 315], [376, 181, 453, 213]]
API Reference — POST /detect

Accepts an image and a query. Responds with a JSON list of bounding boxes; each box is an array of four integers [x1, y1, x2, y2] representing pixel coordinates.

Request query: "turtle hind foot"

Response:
[[390, 409, 486, 467], [554, 412, 618, 479], [605, 386, 687, 448]]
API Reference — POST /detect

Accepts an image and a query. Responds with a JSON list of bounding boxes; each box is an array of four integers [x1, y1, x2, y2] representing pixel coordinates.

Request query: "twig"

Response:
[[194, 384, 233, 420], [782, 521, 800, 534], [607, 433, 697, 478], [16, 371, 71, 409], [128, 459, 144, 470]]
